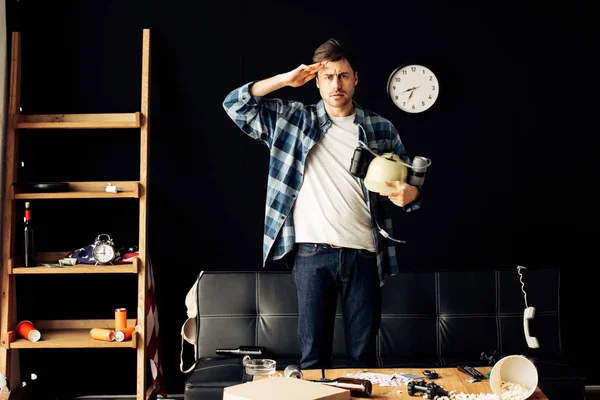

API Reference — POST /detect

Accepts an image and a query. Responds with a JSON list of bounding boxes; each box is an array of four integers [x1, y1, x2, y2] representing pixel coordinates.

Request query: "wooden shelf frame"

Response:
[[0, 30, 153, 400]]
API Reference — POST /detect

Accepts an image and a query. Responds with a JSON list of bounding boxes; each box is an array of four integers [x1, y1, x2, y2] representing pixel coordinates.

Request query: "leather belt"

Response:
[[305, 243, 375, 257], [314, 243, 342, 249]]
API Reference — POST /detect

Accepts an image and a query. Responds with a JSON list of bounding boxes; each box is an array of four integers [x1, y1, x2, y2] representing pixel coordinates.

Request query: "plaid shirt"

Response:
[[223, 82, 421, 285]]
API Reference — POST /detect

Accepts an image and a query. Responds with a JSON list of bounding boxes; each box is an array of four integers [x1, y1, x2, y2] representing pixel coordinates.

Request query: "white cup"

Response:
[[489, 355, 538, 398]]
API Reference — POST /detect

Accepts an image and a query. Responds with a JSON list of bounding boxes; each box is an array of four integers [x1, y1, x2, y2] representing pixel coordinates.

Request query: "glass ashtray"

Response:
[[242, 358, 276, 376]]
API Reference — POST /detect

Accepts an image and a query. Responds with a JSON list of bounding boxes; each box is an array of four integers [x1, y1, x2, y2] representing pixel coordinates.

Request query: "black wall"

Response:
[[5, 0, 597, 396]]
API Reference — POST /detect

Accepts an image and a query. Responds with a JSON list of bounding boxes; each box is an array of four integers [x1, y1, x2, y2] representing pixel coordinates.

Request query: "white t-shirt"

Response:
[[292, 115, 376, 252]]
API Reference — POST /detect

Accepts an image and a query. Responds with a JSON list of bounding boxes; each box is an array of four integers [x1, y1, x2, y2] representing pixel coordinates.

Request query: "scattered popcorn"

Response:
[[498, 380, 531, 399], [436, 380, 531, 400], [437, 393, 499, 400]]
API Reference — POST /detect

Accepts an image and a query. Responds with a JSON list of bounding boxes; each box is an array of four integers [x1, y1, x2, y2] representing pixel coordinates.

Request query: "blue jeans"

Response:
[[292, 243, 381, 369]]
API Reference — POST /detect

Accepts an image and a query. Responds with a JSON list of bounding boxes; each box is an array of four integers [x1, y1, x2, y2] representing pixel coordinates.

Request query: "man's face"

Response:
[[316, 58, 358, 115]]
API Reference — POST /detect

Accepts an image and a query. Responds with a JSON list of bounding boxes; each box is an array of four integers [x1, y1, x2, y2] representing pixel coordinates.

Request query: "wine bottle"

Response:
[[215, 346, 266, 357], [24, 202, 35, 267]]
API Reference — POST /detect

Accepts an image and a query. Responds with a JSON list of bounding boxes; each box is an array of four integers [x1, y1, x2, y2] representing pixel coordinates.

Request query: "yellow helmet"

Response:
[[363, 153, 408, 193]]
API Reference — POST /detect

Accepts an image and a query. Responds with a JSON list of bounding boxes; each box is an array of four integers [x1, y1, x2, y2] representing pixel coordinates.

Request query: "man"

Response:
[[223, 38, 421, 368]]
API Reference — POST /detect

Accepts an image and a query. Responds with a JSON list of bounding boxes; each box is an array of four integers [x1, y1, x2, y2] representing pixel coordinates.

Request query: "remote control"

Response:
[[457, 365, 486, 382]]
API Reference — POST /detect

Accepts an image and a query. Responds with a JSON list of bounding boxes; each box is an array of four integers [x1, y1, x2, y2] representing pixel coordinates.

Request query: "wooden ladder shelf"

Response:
[[0, 29, 154, 400]]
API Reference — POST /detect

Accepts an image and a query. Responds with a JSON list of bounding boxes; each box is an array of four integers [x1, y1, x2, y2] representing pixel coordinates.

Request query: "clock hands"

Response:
[[405, 86, 421, 101], [398, 85, 420, 94]]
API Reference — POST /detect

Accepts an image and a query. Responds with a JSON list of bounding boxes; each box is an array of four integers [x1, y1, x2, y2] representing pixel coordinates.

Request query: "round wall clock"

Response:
[[386, 64, 439, 113]]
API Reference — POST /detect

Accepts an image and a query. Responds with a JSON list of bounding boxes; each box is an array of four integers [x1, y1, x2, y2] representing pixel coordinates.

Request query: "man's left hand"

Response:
[[380, 181, 419, 207]]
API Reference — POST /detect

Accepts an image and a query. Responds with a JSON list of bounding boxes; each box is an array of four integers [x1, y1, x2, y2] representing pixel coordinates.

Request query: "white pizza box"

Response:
[[223, 377, 351, 400]]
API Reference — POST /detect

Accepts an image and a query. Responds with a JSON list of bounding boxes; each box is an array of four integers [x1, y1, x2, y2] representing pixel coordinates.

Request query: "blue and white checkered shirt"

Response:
[[223, 82, 421, 285]]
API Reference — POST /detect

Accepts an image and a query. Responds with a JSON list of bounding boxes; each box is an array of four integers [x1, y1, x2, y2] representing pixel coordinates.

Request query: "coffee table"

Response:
[[255, 367, 548, 399]]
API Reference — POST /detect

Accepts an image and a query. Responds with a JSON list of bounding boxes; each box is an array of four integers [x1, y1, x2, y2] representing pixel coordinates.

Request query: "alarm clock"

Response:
[[92, 234, 116, 265]]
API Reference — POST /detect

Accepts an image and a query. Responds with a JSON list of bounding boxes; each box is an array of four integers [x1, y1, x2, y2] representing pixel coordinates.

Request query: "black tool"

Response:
[[457, 365, 486, 382], [422, 370, 439, 379], [406, 380, 448, 399]]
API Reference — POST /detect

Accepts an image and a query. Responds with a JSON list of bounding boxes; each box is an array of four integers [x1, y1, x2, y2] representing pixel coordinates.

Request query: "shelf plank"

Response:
[[7, 320, 137, 349], [16, 112, 141, 129], [9, 253, 139, 274], [11, 263, 137, 274], [34, 319, 137, 329], [8, 329, 137, 349], [13, 181, 140, 199]]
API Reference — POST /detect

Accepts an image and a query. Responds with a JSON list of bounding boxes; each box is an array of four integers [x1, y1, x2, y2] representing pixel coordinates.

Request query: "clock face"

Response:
[[93, 244, 115, 264], [387, 64, 439, 113]]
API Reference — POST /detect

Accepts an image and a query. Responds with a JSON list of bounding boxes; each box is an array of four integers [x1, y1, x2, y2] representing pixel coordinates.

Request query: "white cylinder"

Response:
[[489, 355, 538, 398], [284, 364, 303, 379]]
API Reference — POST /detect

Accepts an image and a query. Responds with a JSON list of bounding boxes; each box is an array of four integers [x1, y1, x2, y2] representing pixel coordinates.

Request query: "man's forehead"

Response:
[[321, 59, 353, 75]]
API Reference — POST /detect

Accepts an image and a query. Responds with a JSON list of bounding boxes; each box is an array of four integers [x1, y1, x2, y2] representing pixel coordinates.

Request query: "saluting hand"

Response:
[[282, 61, 327, 87], [380, 181, 419, 207]]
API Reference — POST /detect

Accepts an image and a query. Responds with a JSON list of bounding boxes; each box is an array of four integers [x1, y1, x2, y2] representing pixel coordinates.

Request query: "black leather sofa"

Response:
[[183, 268, 584, 399]]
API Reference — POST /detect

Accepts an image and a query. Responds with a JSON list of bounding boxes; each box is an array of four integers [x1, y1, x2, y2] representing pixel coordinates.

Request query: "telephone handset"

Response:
[[524, 306, 540, 349], [518, 266, 540, 349]]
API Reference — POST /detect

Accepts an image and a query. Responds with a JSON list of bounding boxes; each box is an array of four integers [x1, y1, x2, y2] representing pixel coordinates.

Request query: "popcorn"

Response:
[[436, 380, 531, 400], [498, 380, 531, 399], [437, 394, 497, 400]]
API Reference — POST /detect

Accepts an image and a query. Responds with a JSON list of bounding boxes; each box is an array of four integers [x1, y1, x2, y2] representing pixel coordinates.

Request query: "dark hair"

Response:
[[312, 38, 357, 73]]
